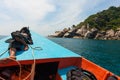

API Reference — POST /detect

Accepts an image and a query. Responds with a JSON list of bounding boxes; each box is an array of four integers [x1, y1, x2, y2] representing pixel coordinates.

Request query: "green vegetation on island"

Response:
[[50, 6, 120, 40], [76, 6, 120, 30]]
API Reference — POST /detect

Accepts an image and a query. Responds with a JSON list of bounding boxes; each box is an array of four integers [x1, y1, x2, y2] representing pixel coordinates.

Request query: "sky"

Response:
[[0, 0, 120, 36]]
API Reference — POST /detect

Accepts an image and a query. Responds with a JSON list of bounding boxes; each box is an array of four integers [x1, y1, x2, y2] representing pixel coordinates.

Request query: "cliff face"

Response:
[[49, 25, 120, 40], [49, 6, 120, 40]]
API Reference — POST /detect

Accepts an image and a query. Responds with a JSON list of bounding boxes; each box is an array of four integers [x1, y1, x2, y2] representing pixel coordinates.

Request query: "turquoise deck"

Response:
[[0, 31, 80, 61]]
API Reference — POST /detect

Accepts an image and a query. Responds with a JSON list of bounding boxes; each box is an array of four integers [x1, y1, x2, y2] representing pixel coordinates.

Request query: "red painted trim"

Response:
[[77, 57, 120, 80], [56, 73, 62, 80], [0, 57, 120, 80]]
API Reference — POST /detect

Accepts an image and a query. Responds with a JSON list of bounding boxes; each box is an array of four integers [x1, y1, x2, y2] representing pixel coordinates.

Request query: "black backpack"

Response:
[[12, 27, 33, 44], [20, 27, 33, 44], [67, 68, 97, 80], [5, 27, 33, 45]]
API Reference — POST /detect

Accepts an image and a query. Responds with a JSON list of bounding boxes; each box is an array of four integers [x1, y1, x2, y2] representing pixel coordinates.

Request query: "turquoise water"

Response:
[[49, 38, 120, 76]]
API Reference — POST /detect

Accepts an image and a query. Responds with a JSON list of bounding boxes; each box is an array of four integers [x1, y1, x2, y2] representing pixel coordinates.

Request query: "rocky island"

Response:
[[49, 6, 120, 40]]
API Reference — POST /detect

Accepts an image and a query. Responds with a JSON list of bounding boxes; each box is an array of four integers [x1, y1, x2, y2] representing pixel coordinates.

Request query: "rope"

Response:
[[23, 46, 36, 80], [0, 49, 22, 80], [22, 45, 42, 80], [29, 45, 43, 50], [7, 58, 22, 80], [0, 45, 42, 80], [0, 49, 8, 57], [0, 58, 22, 80], [0, 49, 9, 80], [0, 76, 5, 80]]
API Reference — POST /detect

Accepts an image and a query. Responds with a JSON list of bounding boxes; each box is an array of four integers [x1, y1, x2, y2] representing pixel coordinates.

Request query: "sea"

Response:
[[0, 36, 120, 76], [48, 37, 120, 76]]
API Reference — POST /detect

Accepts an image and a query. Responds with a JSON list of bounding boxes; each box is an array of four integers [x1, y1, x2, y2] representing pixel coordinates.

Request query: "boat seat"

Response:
[[58, 66, 77, 80]]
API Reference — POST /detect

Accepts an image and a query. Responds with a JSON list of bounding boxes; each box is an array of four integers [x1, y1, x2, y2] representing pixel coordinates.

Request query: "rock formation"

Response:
[[49, 25, 120, 40]]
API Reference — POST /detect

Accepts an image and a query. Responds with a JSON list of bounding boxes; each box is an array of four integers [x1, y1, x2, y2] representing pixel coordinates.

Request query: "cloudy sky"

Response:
[[0, 0, 120, 36]]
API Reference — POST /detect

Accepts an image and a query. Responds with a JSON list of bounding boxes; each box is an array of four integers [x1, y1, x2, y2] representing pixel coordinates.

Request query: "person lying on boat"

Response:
[[6, 27, 33, 60]]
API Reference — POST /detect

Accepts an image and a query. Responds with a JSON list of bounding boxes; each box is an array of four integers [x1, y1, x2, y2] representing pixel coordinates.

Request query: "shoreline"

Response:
[[49, 26, 120, 40]]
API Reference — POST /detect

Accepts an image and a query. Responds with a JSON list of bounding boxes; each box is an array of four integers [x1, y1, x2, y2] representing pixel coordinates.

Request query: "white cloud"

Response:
[[0, 13, 11, 20], [46, 0, 101, 25], [51, 0, 85, 23], [40, 0, 103, 35], [0, 0, 119, 36], [0, 0, 56, 35], [3, 0, 56, 21]]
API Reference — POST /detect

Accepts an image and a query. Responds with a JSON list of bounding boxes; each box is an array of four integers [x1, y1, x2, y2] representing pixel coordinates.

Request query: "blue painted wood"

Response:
[[0, 31, 80, 61]]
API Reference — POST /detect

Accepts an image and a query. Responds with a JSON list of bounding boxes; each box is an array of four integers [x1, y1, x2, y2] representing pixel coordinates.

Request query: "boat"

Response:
[[0, 31, 120, 80]]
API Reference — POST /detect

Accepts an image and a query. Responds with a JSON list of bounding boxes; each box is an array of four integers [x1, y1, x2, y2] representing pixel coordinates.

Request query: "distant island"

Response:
[[49, 6, 120, 40]]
